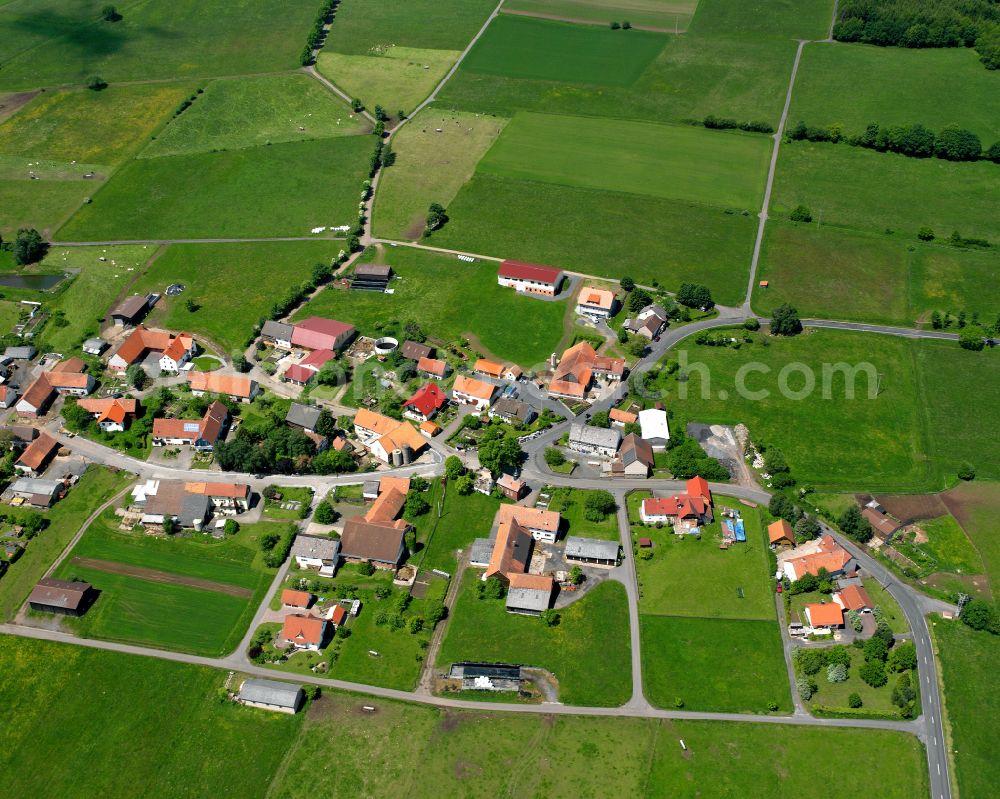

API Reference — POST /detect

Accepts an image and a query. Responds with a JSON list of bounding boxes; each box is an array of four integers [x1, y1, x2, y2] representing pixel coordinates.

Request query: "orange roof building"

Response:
[[451, 375, 497, 409], [548, 341, 625, 399], [188, 371, 258, 402], [496, 504, 561, 543], [640, 477, 714, 527], [108, 326, 193, 371], [15, 432, 59, 475], [781, 535, 857, 581], [768, 519, 795, 546], [473, 359, 504, 379], [485, 519, 534, 581], [833, 584, 873, 612], [804, 602, 844, 629], [281, 589, 312, 608], [352, 409, 427, 464], [76, 397, 138, 430], [417, 357, 449, 378], [609, 407, 638, 425], [281, 614, 328, 649], [576, 286, 616, 318]]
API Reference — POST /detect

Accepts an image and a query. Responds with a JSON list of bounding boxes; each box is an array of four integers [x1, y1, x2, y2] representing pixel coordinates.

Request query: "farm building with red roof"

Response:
[[497, 260, 564, 296]]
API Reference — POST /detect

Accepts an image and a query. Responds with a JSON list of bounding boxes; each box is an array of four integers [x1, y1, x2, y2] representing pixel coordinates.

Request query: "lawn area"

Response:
[[295, 246, 568, 366], [862, 578, 909, 635], [52, 519, 286, 656], [0, 637, 301, 799], [429, 173, 756, 305], [141, 74, 367, 159], [438, 571, 632, 706], [0, 178, 91, 237], [0, 84, 193, 167], [663, 330, 1000, 490], [417, 479, 499, 574], [0, 0, 316, 90], [789, 43, 1000, 142], [459, 15, 668, 86], [478, 112, 770, 208], [372, 110, 507, 240], [57, 136, 373, 240], [797, 645, 918, 719], [934, 619, 1000, 799], [0, 298, 20, 332], [127, 240, 341, 353], [324, 0, 499, 53], [633, 497, 774, 619], [269, 690, 928, 797], [910, 246, 1000, 324], [0, 467, 132, 621], [316, 47, 459, 117], [773, 142, 1000, 245], [640, 615, 792, 712], [545, 487, 620, 541], [502, 0, 700, 30], [262, 486, 313, 520]]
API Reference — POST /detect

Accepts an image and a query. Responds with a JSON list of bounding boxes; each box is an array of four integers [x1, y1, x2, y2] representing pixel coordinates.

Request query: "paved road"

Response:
[[613, 491, 647, 709], [49, 236, 348, 247]]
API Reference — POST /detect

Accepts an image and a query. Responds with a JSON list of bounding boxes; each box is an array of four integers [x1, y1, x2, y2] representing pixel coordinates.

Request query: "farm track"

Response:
[[70, 557, 254, 598]]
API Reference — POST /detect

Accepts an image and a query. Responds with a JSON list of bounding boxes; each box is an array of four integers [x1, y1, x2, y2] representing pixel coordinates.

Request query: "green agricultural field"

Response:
[[417, 480, 500, 574], [0, 84, 193, 166], [295, 246, 568, 366], [460, 16, 668, 86], [478, 112, 770, 208], [634, 499, 774, 619], [430, 174, 756, 305], [438, 571, 632, 706], [773, 142, 1000, 244], [53, 519, 284, 656], [664, 331, 1000, 490], [141, 75, 367, 159], [546, 487, 620, 541], [317, 47, 459, 117], [0, 0, 316, 90], [897, 515, 986, 576], [640, 615, 792, 712], [689, 0, 833, 40], [0, 178, 90, 237], [58, 136, 373, 241], [0, 467, 132, 621], [503, 0, 699, 30], [372, 110, 507, 240], [943, 481, 1000, 597], [270, 691, 928, 798], [790, 44, 1000, 142], [0, 638, 301, 799], [128, 240, 339, 354], [910, 246, 1000, 324], [324, 0, 499, 54], [935, 619, 1000, 799]]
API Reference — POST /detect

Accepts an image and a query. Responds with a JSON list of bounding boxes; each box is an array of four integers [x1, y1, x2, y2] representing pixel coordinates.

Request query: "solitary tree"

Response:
[[445, 455, 465, 480], [424, 202, 448, 234], [313, 501, 337, 525], [620, 276, 635, 291], [101, 4, 121, 21], [13, 228, 46, 265], [770, 303, 802, 336], [789, 204, 813, 223]]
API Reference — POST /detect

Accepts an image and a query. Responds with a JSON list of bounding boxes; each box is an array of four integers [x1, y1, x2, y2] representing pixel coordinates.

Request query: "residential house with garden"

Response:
[[188, 372, 258, 403], [548, 341, 625, 400], [639, 476, 714, 530], [152, 400, 228, 450], [451, 375, 497, 410], [575, 286, 616, 320]]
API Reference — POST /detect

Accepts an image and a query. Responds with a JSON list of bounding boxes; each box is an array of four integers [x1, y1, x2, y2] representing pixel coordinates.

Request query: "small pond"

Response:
[[0, 273, 65, 290]]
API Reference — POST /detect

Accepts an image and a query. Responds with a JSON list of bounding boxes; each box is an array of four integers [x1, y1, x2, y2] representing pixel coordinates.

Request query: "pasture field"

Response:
[[316, 47, 459, 117], [663, 331, 953, 491], [372, 110, 507, 240], [478, 112, 770, 208], [688, 0, 832, 40], [502, 0, 699, 30], [0, 178, 90, 237], [633, 498, 774, 619], [790, 44, 1000, 142], [324, 0, 498, 54], [0, 638, 301, 799], [437, 571, 632, 706], [270, 692, 928, 798], [129, 241, 338, 354], [53, 519, 283, 656], [640, 615, 792, 712], [0, 298, 20, 332], [0, 0, 315, 90], [295, 246, 568, 366], [429, 174, 756, 305], [909, 247, 1000, 324], [57, 137, 373, 240], [546, 487, 620, 541], [141, 75, 367, 158], [0, 467, 132, 621], [0, 84, 192, 166], [772, 143, 1000, 245], [460, 15, 667, 85], [417, 479, 500, 575], [942, 481, 1000, 597], [934, 619, 1000, 799]]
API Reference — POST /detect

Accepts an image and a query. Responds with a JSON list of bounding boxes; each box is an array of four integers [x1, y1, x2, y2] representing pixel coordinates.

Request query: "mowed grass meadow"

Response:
[[296, 246, 568, 366], [502, 0, 700, 30], [58, 137, 373, 240], [478, 112, 770, 208]]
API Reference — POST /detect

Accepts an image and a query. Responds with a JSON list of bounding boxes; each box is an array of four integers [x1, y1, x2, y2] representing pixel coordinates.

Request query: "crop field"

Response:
[[789, 44, 1000, 142], [324, 0, 499, 54], [0, 178, 91, 237], [372, 110, 507, 240], [633, 499, 774, 619], [437, 571, 632, 706], [640, 615, 791, 712], [130, 241, 340, 354], [478, 112, 770, 208], [141, 75, 367, 159], [296, 246, 568, 366], [0, 0, 316, 90], [0, 467, 132, 621], [57, 137, 373, 241], [317, 47, 459, 117], [773, 143, 1000, 245], [503, 0, 700, 30], [430, 174, 756, 304], [663, 330, 1000, 491], [461, 16, 667, 86], [271, 692, 927, 798], [0, 84, 192, 167]]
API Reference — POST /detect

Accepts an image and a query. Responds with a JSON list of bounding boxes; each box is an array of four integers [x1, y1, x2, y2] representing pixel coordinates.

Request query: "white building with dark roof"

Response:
[[238, 678, 304, 714], [564, 536, 620, 567], [567, 423, 621, 458]]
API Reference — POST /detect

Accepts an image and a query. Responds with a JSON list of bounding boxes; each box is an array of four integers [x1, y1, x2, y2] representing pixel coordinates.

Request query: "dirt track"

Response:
[[72, 557, 253, 598]]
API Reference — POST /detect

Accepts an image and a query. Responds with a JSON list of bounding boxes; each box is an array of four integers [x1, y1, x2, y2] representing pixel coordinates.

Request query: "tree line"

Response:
[[300, 0, 338, 65], [833, 0, 1000, 69]]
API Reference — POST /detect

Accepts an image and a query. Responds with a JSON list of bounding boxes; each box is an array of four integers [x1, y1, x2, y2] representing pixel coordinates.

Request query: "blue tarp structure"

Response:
[[735, 519, 746, 542]]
